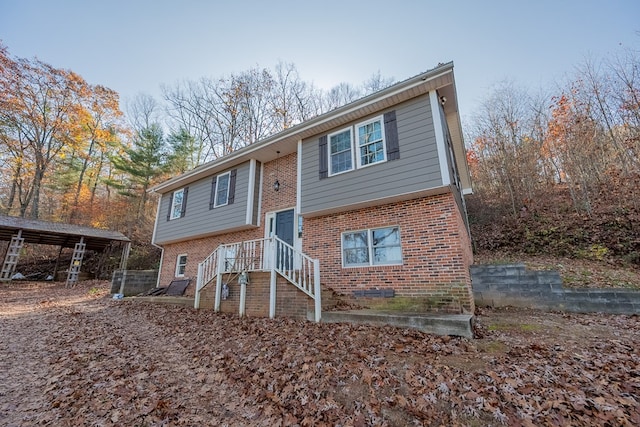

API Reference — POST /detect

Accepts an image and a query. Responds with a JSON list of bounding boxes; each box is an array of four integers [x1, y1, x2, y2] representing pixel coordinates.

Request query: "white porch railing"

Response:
[[194, 237, 321, 322]]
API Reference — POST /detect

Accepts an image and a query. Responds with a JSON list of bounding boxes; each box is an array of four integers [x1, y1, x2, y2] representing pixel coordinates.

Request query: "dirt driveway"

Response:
[[1, 281, 638, 426]]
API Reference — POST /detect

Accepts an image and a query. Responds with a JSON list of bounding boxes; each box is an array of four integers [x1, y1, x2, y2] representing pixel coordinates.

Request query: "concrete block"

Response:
[[321, 310, 474, 338]]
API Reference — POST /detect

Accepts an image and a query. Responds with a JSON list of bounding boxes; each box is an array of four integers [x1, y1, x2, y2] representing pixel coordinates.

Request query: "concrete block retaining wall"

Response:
[[111, 270, 159, 296], [471, 264, 640, 315]]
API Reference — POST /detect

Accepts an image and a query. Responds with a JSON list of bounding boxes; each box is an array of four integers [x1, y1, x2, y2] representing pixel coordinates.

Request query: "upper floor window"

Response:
[[342, 226, 402, 267], [209, 169, 237, 209], [321, 111, 398, 180], [169, 188, 187, 220], [356, 116, 386, 168], [329, 128, 353, 176], [214, 171, 231, 207]]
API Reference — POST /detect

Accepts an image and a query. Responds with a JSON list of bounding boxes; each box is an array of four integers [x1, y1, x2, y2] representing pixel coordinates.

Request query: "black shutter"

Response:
[[180, 187, 189, 217], [209, 176, 217, 209], [318, 135, 328, 179], [166, 192, 174, 221], [384, 110, 400, 161], [228, 169, 237, 205]]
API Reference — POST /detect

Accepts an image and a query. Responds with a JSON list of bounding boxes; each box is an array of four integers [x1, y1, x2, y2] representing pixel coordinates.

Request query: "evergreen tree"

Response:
[[108, 123, 168, 227]]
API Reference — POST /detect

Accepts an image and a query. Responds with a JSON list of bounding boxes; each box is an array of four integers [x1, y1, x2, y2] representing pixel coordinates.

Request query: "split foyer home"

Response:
[[149, 62, 474, 321]]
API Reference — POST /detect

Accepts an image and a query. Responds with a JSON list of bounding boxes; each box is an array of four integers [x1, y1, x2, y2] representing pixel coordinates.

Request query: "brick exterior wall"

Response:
[[193, 272, 312, 320], [303, 193, 475, 313], [262, 152, 297, 216]]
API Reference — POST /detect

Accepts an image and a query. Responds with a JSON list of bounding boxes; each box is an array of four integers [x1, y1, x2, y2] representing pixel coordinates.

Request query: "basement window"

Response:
[[175, 254, 187, 277], [341, 226, 402, 267]]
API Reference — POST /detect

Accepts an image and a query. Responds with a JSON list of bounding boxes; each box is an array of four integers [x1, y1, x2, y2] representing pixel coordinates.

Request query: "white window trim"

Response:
[[341, 228, 370, 268], [327, 126, 354, 177], [341, 226, 403, 268], [355, 115, 387, 169], [169, 188, 185, 220], [175, 253, 188, 277], [214, 171, 231, 208], [327, 116, 390, 177]]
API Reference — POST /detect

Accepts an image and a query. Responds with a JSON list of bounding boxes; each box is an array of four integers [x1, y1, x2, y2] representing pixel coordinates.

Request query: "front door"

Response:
[[275, 209, 294, 269], [275, 209, 294, 247]]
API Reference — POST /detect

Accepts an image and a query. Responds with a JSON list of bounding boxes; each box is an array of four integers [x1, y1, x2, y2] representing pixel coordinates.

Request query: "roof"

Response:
[[150, 61, 471, 194], [0, 215, 130, 252]]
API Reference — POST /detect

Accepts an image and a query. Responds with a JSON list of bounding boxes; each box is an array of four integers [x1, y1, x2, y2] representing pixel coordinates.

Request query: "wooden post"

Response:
[[313, 259, 321, 322], [214, 248, 225, 312], [269, 239, 277, 318], [194, 263, 203, 309]]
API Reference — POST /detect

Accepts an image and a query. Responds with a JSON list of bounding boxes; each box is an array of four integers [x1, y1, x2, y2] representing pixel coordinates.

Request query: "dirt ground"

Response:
[[1, 280, 638, 426]]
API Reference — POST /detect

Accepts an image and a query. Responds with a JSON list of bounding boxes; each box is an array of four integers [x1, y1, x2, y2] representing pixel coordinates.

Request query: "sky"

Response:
[[1, 0, 639, 124]]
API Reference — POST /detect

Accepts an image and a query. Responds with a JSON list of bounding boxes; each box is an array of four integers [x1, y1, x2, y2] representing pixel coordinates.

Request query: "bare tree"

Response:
[[361, 70, 395, 95]]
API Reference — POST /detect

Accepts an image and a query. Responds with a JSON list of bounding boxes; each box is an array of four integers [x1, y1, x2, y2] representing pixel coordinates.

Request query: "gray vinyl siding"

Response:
[[300, 94, 442, 215], [154, 162, 255, 244]]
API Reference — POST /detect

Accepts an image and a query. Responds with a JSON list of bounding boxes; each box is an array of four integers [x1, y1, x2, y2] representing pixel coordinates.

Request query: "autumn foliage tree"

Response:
[[466, 47, 640, 264], [0, 44, 129, 227]]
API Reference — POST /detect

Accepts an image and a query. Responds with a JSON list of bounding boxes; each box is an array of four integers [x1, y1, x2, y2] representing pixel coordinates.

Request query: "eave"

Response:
[[149, 61, 468, 194]]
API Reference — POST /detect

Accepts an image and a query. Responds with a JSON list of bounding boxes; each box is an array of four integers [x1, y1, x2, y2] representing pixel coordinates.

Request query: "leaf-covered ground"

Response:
[[1, 281, 638, 426]]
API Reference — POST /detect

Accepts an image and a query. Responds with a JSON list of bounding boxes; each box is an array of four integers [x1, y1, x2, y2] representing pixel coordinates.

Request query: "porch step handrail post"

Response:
[[214, 246, 226, 312], [313, 259, 321, 322], [194, 262, 203, 309], [269, 237, 277, 318]]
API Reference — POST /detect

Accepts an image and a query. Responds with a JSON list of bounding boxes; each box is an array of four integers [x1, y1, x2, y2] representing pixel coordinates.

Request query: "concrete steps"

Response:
[[317, 310, 474, 338]]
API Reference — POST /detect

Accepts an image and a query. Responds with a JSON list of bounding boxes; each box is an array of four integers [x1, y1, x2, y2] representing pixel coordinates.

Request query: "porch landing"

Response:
[[317, 310, 475, 338]]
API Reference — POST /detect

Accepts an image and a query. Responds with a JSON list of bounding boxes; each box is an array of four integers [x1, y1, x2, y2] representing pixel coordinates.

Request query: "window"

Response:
[[329, 128, 353, 175], [209, 169, 236, 209], [321, 112, 397, 180], [342, 226, 402, 267], [356, 116, 386, 168], [175, 254, 187, 277], [214, 171, 230, 207], [169, 188, 186, 220]]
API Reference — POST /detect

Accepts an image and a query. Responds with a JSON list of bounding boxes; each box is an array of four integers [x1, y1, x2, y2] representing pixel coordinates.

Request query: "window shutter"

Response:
[[209, 176, 217, 209], [384, 110, 400, 161], [166, 192, 174, 221], [228, 169, 237, 205], [318, 135, 328, 179], [180, 187, 189, 217]]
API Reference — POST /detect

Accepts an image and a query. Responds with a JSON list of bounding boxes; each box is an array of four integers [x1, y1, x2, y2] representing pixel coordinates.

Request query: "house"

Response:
[[149, 62, 474, 321]]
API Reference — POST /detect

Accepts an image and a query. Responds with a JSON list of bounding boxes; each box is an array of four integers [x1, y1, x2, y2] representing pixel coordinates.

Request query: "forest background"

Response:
[[1, 40, 639, 282]]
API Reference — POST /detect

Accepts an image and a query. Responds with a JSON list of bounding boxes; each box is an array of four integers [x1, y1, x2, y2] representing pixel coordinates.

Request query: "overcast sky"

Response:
[[1, 0, 638, 122]]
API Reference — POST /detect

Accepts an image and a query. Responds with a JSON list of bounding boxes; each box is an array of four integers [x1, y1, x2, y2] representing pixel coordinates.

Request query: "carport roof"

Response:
[[0, 215, 130, 252]]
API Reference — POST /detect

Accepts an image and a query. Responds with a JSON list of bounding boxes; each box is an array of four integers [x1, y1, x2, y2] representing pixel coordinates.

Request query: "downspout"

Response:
[[149, 189, 165, 288]]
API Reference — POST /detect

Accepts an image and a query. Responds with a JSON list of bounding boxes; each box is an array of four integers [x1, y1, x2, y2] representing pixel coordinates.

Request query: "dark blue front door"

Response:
[[275, 209, 294, 268]]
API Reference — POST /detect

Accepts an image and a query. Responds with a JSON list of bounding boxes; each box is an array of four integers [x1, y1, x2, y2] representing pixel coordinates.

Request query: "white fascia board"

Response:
[[430, 91, 451, 187], [246, 159, 257, 225], [296, 139, 302, 215]]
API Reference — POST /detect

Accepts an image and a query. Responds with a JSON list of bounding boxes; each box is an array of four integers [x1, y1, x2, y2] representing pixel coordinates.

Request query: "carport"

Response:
[[0, 215, 130, 285]]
